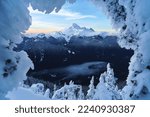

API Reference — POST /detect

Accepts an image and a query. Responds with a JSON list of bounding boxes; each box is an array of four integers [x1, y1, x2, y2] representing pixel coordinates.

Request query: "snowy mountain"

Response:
[[53, 23, 95, 36], [60, 23, 96, 41], [24, 23, 111, 42]]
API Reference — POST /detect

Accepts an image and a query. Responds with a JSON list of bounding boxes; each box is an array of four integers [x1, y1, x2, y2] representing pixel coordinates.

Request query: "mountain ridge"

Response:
[[24, 23, 115, 42]]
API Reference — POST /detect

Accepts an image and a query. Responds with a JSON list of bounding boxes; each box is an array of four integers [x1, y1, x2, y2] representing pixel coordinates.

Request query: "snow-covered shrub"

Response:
[[30, 83, 44, 95], [52, 81, 82, 100], [94, 64, 121, 100]]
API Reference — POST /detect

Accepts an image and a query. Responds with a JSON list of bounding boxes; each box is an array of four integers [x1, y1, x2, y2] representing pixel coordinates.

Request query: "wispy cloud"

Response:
[[28, 6, 96, 20], [51, 9, 97, 20]]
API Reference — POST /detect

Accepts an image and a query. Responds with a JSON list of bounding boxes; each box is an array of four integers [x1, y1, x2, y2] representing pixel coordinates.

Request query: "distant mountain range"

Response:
[[24, 23, 113, 42], [17, 23, 133, 86]]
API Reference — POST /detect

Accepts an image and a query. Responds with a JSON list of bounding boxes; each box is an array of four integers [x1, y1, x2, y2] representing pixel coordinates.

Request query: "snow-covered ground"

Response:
[[6, 86, 49, 100]]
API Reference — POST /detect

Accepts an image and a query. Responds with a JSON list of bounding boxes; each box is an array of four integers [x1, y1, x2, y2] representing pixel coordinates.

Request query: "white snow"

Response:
[[6, 86, 49, 100], [1, 0, 150, 100]]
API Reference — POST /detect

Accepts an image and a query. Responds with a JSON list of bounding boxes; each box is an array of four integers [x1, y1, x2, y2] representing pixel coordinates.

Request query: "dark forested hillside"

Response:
[[16, 34, 133, 86]]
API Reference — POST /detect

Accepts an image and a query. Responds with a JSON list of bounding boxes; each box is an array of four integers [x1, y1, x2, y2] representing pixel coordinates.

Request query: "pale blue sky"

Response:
[[27, 0, 114, 33]]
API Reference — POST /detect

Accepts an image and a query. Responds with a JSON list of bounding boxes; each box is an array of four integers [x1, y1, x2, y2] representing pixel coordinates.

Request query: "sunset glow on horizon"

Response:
[[27, 0, 115, 34]]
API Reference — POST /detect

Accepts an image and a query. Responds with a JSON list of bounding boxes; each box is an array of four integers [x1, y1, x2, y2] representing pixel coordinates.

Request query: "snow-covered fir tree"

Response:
[[91, 0, 150, 99], [44, 88, 50, 98], [52, 81, 79, 100], [86, 76, 95, 99], [94, 64, 121, 100], [53, 84, 57, 95], [77, 86, 85, 100], [105, 64, 117, 90], [66, 81, 77, 100], [94, 72, 109, 100]]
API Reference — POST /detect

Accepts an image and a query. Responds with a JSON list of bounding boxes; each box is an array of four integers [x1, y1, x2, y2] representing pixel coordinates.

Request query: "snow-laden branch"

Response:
[[0, 0, 76, 99], [91, 0, 150, 99]]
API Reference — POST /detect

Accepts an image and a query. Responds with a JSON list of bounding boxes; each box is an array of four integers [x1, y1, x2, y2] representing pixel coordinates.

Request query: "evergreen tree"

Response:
[[53, 84, 57, 95], [52, 81, 78, 100], [67, 81, 77, 100], [105, 64, 117, 90], [86, 76, 95, 99], [94, 64, 121, 100], [78, 86, 85, 100], [44, 88, 50, 98]]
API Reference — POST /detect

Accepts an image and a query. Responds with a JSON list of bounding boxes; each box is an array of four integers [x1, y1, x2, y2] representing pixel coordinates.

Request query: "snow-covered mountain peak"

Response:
[[60, 23, 96, 41], [47, 23, 98, 42], [71, 23, 81, 29], [63, 23, 95, 35]]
